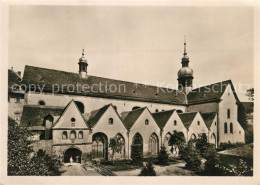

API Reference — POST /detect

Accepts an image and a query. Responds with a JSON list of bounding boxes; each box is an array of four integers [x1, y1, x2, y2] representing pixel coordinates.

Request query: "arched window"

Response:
[[145, 119, 149, 125], [38, 100, 45, 106], [149, 133, 159, 155], [224, 122, 228, 133], [230, 123, 233, 134], [132, 106, 141, 111], [155, 109, 159, 113], [197, 121, 200, 126], [174, 120, 177, 126], [114, 134, 125, 159], [78, 131, 83, 139], [70, 131, 76, 140], [109, 118, 113, 125], [62, 131, 68, 140], [75, 101, 84, 113], [227, 109, 230, 119]]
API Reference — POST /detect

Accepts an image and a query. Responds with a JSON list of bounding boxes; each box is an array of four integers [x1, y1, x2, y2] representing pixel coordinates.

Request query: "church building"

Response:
[[8, 41, 245, 163]]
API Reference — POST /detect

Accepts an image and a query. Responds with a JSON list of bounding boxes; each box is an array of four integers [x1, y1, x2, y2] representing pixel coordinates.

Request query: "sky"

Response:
[[8, 5, 254, 101]]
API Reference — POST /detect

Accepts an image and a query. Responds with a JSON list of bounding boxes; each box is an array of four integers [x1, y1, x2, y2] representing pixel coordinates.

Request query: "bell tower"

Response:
[[78, 49, 88, 78], [177, 37, 194, 94]]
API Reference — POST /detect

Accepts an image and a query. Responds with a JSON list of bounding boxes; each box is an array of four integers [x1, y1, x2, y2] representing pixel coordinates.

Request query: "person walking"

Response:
[[70, 156, 73, 164]]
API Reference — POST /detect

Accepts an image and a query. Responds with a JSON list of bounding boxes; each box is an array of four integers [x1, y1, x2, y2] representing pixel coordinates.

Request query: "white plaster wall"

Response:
[[91, 105, 129, 159], [26, 91, 186, 114], [162, 111, 188, 143], [188, 113, 209, 141], [129, 108, 161, 157], [208, 115, 217, 146], [218, 84, 245, 143]]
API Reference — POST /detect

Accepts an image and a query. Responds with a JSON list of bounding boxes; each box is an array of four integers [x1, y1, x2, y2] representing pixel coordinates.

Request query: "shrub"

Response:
[[182, 140, 201, 171], [131, 146, 143, 166], [195, 133, 209, 158], [219, 159, 253, 176], [157, 146, 169, 165], [139, 158, 156, 176], [204, 144, 222, 175]]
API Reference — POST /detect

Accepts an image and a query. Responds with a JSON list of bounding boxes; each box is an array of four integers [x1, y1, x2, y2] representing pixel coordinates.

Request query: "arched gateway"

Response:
[[64, 147, 82, 163]]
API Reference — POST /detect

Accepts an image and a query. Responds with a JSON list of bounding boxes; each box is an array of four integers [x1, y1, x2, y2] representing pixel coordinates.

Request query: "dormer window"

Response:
[[145, 119, 149, 125], [174, 120, 177, 126], [109, 118, 113, 125]]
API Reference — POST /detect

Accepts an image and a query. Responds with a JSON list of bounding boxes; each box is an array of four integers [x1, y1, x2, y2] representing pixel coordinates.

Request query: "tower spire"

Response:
[[82, 49, 85, 57], [184, 35, 187, 56]]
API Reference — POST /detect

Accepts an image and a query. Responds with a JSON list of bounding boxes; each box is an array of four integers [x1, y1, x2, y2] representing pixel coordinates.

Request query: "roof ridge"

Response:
[[152, 109, 175, 115], [190, 79, 231, 92]]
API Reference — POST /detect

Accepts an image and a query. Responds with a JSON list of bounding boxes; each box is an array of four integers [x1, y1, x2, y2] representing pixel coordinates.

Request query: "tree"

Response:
[[168, 130, 186, 157], [8, 117, 62, 176], [204, 144, 221, 175], [246, 88, 254, 101], [109, 135, 124, 165], [139, 158, 156, 176], [182, 140, 202, 171], [8, 117, 33, 175], [157, 146, 169, 165], [195, 133, 209, 158]]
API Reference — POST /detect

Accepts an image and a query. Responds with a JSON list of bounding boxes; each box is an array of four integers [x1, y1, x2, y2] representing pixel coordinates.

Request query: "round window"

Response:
[[71, 117, 76, 122]]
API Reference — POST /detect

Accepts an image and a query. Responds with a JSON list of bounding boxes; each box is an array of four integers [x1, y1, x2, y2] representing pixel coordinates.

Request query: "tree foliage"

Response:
[[246, 88, 254, 101], [168, 130, 186, 156], [109, 136, 124, 165], [157, 146, 169, 165], [8, 117, 62, 176]]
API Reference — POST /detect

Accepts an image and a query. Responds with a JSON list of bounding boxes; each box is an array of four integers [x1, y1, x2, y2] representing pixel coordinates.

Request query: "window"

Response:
[[176, 110, 183, 113], [145, 119, 149, 125], [62, 131, 68, 140], [78, 131, 83, 139], [230, 123, 233, 134], [162, 110, 165, 112], [71, 117, 76, 122], [215, 122, 217, 126], [109, 118, 113, 125], [16, 98, 20, 103], [70, 131, 76, 140], [38, 100, 45, 105], [71, 117, 76, 127], [113, 106, 117, 111], [239, 131, 241, 134], [155, 109, 159, 113], [132, 106, 141, 111], [227, 109, 230, 119], [14, 113, 20, 121], [224, 122, 228, 133], [197, 121, 200, 126], [174, 120, 177, 126]]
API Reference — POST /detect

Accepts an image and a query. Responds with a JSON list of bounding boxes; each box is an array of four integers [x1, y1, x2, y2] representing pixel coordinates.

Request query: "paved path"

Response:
[[113, 161, 196, 176], [61, 163, 101, 176]]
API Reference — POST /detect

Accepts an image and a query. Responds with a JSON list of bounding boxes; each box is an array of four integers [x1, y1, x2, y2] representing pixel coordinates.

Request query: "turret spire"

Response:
[[78, 49, 88, 78], [184, 35, 187, 55]]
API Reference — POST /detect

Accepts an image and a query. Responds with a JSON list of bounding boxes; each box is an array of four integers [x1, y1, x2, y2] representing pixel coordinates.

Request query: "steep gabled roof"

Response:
[[178, 112, 197, 129], [201, 112, 217, 128], [87, 104, 111, 128], [187, 80, 240, 104], [152, 109, 175, 129], [8, 69, 22, 92], [122, 107, 146, 129], [20, 105, 64, 127], [22, 65, 186, 105]]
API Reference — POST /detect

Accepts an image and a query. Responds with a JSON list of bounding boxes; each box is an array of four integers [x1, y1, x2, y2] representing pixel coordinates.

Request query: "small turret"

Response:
[[78, 49, 88, 78]]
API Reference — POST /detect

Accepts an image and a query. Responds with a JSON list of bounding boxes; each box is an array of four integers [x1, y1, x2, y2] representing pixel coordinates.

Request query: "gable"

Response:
[[201, 112, 217, 129], [131, 108, 159, 131], [187, 80, 240, 104], [53, 100, 88, 129], [152, 110, 175, 129], [189, 113, 208, 131], [178, 112, 197, 129], [122, 107, 146, 129]]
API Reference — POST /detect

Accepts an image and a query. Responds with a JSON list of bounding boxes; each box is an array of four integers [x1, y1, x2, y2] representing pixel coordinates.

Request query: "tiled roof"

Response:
[[187, 80, 240, 104], [122, 107, 146, 129], [87, 104, 111, 128], [218, 144, 253, 158], [22, 65, 186, 105], [152, 110, 175, 129], [201, 112, 216, 128], [20, 105, 64, 127], [8, 69, 21, 92], [178, 112, 197, 128]]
